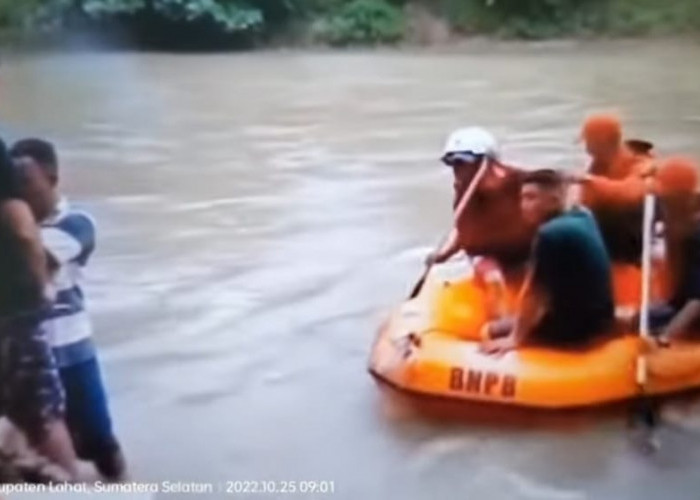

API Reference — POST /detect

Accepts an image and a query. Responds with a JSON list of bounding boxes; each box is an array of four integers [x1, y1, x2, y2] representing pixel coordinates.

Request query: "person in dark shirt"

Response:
[[481, 169, 615, 355], [0, 137, 80, 479], [649, 157, 700, 343]]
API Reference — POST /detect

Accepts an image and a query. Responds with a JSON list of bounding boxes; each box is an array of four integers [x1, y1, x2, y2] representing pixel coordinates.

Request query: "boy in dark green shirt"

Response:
[[482, 169, 614, 355]]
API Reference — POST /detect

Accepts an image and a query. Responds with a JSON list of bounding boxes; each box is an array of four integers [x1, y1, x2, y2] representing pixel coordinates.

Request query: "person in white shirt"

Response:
[[11, 138, 125, 480]]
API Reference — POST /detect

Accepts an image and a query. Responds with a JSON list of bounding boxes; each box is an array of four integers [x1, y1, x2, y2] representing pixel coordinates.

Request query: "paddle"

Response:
[[638, 192, 655, 383], [631, 191, 661, 440], [409, 159, 490, 299]]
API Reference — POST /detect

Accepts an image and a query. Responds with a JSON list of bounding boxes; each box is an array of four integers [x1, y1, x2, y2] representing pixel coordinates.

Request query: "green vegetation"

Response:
[[81, 0, 265, 33], [1, 0, 699, 48], [438, 0, 700, 39], [603, 0, 700, 37], [439, 0, 609, 38], [312, 0, 404, 46]]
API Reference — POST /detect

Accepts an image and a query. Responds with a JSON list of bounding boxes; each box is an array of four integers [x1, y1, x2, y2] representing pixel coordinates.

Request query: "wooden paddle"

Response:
[[409, 159, 490, 299]]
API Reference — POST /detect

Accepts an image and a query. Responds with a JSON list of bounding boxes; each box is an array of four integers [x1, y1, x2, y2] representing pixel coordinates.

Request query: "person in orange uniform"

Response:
[[431, 116, 654, 270], [575, 112, 655, 262], [427, 127, 534, 275], [649, 157, 700, 342]]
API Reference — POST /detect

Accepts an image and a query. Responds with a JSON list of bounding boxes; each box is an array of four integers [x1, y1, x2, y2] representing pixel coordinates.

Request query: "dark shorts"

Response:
[[647, 303, 700, 335], [0, 311, 65, 440], [60, 357, 120, 461], [648, 304, 676, 333], [530, 313, 613, 348]]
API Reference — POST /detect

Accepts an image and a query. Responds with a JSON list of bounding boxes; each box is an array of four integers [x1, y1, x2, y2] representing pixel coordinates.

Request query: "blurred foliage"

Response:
[[312, 0, 404, 46], [603, 0, 700, 36], [81, 0, 265, 33], [440, 0, 700, 39], [1, 0, 700, 47], [0, 0, 70, 32]]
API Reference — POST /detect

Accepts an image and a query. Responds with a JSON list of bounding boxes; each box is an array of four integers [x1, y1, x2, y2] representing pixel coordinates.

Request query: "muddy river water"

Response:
[[2, 40, 700, 499]]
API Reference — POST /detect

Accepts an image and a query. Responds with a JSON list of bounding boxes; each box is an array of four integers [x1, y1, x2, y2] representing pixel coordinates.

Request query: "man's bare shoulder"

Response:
[[0, 199, 34, 228], [0, 198, 31, 214]]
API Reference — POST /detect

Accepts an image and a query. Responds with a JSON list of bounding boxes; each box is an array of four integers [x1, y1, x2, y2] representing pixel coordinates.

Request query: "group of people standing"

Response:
[[428, 113, 700, 354], [0, 137, 124, 480]]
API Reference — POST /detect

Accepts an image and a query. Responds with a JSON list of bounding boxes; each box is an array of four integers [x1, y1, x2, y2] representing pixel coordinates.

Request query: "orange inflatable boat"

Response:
[[369, 262, 700, 409]]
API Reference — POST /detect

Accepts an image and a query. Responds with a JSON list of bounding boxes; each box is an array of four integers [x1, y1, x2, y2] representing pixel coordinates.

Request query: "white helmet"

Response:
[[442, 127, 500, 162]]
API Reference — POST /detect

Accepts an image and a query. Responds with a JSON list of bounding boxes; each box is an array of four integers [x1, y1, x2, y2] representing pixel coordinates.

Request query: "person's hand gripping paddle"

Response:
[[409, 159, 490, 299]]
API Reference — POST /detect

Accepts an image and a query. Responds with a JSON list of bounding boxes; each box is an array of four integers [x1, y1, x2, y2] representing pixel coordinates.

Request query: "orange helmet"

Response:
[[580, 112, 622, 146], [656, 156, 699, 197]]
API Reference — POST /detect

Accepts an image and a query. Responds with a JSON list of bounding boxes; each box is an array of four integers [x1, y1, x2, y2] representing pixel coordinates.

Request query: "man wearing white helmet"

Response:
[[427, 127, 534, 273]]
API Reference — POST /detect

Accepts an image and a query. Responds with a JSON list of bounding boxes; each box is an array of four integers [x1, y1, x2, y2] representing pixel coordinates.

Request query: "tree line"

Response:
[[1, 0, 698, 49]]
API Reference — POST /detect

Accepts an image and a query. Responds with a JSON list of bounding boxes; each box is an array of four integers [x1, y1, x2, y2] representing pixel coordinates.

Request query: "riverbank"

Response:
[[1, 1, 700, 51]]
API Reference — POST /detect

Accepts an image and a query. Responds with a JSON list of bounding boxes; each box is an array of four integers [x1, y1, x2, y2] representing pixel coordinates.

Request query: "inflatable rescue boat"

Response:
[[369, 262, 700, 409]]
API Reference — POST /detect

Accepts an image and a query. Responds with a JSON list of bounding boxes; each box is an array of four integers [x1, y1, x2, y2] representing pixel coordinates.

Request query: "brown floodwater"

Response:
[[2, 40, 700, 499]]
